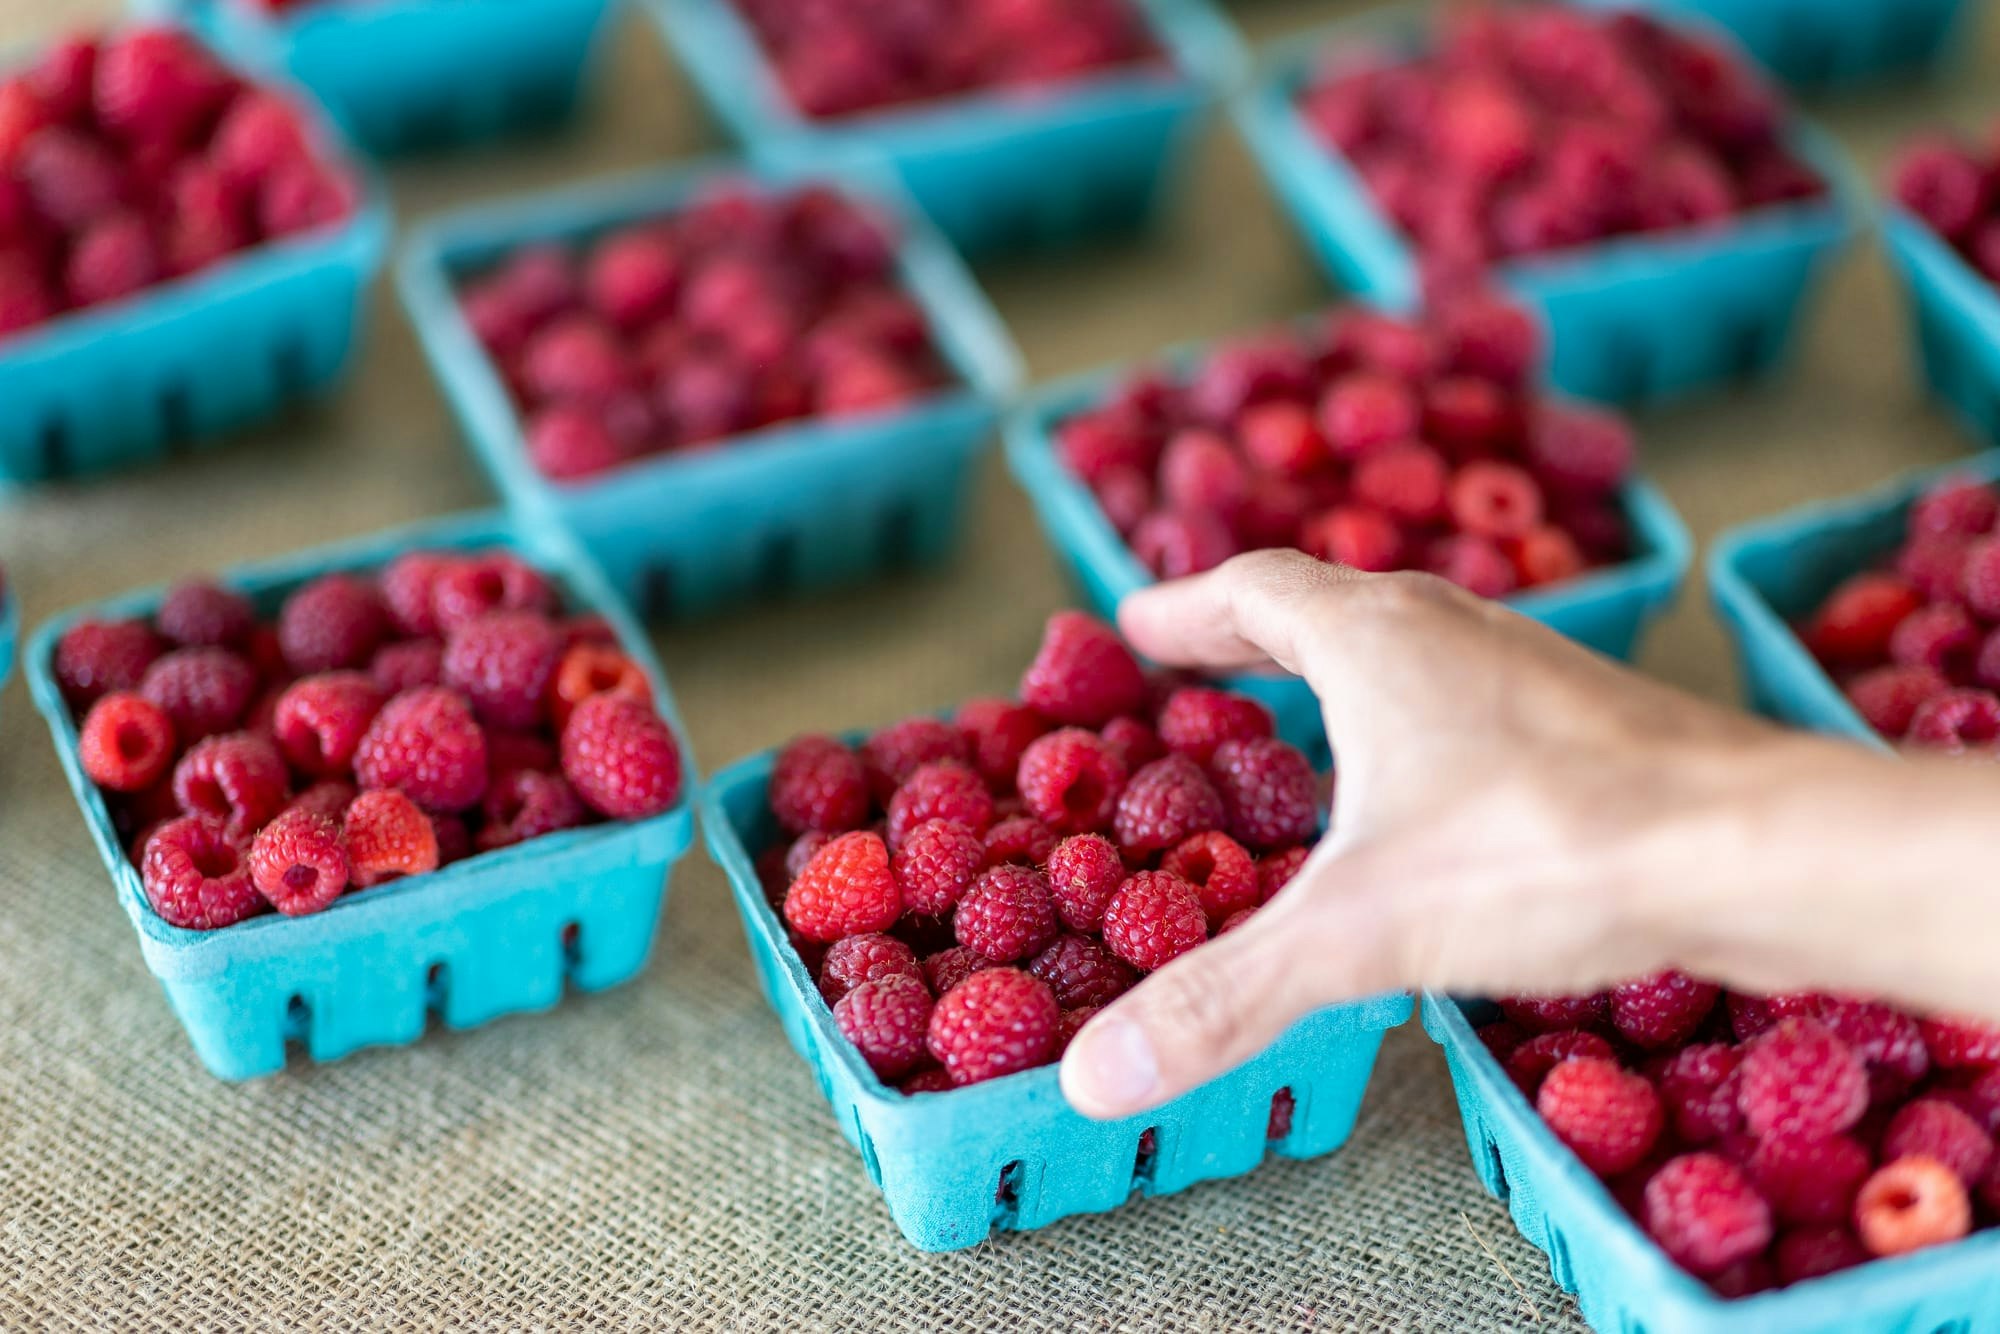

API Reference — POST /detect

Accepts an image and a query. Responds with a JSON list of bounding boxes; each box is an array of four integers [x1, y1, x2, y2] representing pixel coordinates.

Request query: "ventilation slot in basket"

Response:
[[1729, 315, 1773, 380], [755, 532, 797, 598], [1130, 1128, 1160, 1196], [559, 921, 583, 984], [1602, 328, 1652, 404], [282, 993, 312, 1062], [39, 417, 70, 480], [159, 382, 194, 451], [1265, 1088, 1296, 1146], [992, 1160, 1025, 1228], [273, 336, 309, 398], [641, 564, 675, 621], [425, 961, 451, 1029], [878, 500, 918, 568]]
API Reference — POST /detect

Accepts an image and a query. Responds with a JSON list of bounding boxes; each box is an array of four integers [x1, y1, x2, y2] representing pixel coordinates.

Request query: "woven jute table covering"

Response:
[[1, 1, 1992, 1328]]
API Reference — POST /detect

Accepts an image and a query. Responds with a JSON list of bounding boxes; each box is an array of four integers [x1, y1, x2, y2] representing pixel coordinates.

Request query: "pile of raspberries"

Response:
[[756, 611, 1322, 1095], [0, 26, 356, 342], [1482, 982, 2000, 1293], [1889, 126, 2000, 286], [456, 183, 955, 483], [56, 547, 684, 931], [1053, 296, 1635, 596], [1801, 473, 2000, 754], [1297, 4, 1824, 296], [729, 0, 1160, 121]]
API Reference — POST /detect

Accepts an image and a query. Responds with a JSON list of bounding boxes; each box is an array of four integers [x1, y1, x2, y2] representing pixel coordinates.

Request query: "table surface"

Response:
[[1, 1, 1991, 1329]]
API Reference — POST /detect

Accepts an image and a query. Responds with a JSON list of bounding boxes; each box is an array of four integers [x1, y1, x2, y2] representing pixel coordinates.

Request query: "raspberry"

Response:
[[1057, 412, 1157, 484], [1160, 831, 1259, 928], [1434, 295, 1538, 387], [783, 830, 834, 883], [141, 816, 264, 931], [1892, 137, 1991, 239], [430, 552, 556, 633], [526, 406, 625, 481], [355, 687, 489, 814], [1919, 1015, 2000, 1069], [1019, 612, 1146, 729], [1351, 442, 1449, 524], [135, 648, 253, 744], [1527, 405, 1634, 499], [1883, 1100, 1994, 1186], [954, 698, 1048, 792], [1099, 716, 1164, 773], [1422, 376, 1517, 461], [1738, 1019, 1870, 1141], [271, 672, 386, 779], [1428, 533, 1519, 599], [1301, 505, 1404, 573], [1658, 1044, 1744, 1144], [1906, 688, 2000, 752], [890, 817, 983, 915], [1041, 833, 1124, 933], [955, 865, 1059, 963], [1318, 373, 1419, 460], [156, 581, 255, 650], [1748, 1134, 1871, 1228], [369, 640, 443, 694], [1155, 688, 1273, 767], [547, 644, 651, 734], [1028, 934, 1137, 1010], [1806, 574, 1922, 665], [17, 125, 122, 232], [1641, 1153, 1773, 1277], [1505, 1030, 1616, 1097], [1208, 738, 1318, 851], [477, 770, 588, 851], [887, 761, 994, 849], [210, 89, 308, 188], [1267, 1088, 1298, 1141], [1611, 971, 1720, 1049], [441, 611, 563, 732], [818, 933, 923, 1005], [1111, 756, 1224, 856], [1888, 602, 1980, 676], [1502, 993, 1610, 1033], [1238, 400, 1329, 477], [432, 814, 471, 866], [1846, 664, 1950, 739], [56, 618, 166, 708], [1912, 477, 2000, 541], [860, 718, 970, 803], [279, 574, 389, 676], [770, 735, 871, 836], [784, 831, 900, 943], [982, 815, 1057, 869], [1448, 462, 1545, 541], [559, 692, 683, 821], [1774, 1226, 1869, 1285], [173, 732, 288, 839], [290, 780, 355, 823], [837, 974, 934, 1079], [486, 730, 557, 781], [66, 211, 161, 308], [899, 1068, 955, 1095], [94, 28, 231, 145], [1535, 1057, 1663, 1176], [1979, 630, 2000, 692], [1855, 1157, 1972, 1256], [1727, 991, 1823, 1042], [1512, 527, 1588, 589], [924, 946, 997, 997], [1187, 333, 1315, 424], [584, 227, 681, 331], [1015, 729, 1126, 837], [1159, 428, 1249, 518], [1816, 997, 1930, 1103], [1960, 539, 2000, 622], [1897, 537, 1973, 602], [1101, 870, 1208, 972], [247, 808, 349, 916], [926, 968, 1060, 1087], [1131, 509, 1238, 580], [1057, 1007, 1100, 1055], [379, 552, 458, 637], [78, 692, 176, 793], [1258, 845, 1311, 903]]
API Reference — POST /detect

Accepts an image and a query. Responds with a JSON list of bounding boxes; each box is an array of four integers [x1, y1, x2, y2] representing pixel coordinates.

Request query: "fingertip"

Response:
[[1058, 1012, 1161, 1120]]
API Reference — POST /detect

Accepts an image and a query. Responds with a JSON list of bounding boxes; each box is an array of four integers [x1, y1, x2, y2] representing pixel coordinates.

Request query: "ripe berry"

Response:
[[248, 807, 349, 916], [342, 789, 440, 888], [477, 769, 588, 851], [1258, 845, 1311, 903], [818, 933, 923, 1005], [173, 732, 289, 839], [1020, 611, 1147, 728], [955, 865, 1059, 963], [1846, 664, 1950, 739], [1817, 997, 1931, 1103], [1101, 870, 1208, 972], [1907, 689, 2000, 753], [1919, 1015, 2000, 1069], [770, 735, 871, 836], [1855, 1157, 1972, 1257], [1643, 1153, 1773, 1278], [1657, 1044, 1744, 1145], [954, 697, 1049, 791], [1505, 1030, 1616, 1097], [548, 643, 652, 733], [1449, 462, 1545, 541], [926, 968, 1060, 1087], [559, 692, 683, 820], [1502, 992, 1610, 1033], [836, 974, 934, 1079], [1318, 373, 1419, 460], [1738, 1018, 1869, 1142], [860, 718, 970, 804], [1774, 1227, 1869, 1285], [1536, 1057, 1663, 1176], [442, 611, 563, 732], [924, 946, 997, 997], [56, 618, 166, 708], [156, 581, 256, 650], [1028, 934, 1137, 1010], [1209, 737, 1319, 851], [1747, 1134, 1871, 1228], [430, 552, 556, 633], [887, 760, 994, 849], [1882, 1099, 1995, 1186], [141, 815, 265, 931], [279, 574, 389, 675], [1611, 970, 1719, 1049], [1160, 830, 1259, 928], [982, 815, 1058, 869], [1041, 832, 1124, 934], [137, 648, 256, 744], [784, 831, 900, 943], [1806, 574, 1921, 665], [1015, 729, 1126, 836], [1113, 755, 1225, 856], [272, 672, 387, 779]]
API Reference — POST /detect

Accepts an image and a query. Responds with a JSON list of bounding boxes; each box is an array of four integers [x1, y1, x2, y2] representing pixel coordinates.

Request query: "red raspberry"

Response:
[[1747, 1134, 1871, 1228], [1537, 1056, 1662, 1176], [1258, 845, 1311, 903], [1019, 612, 1147, 729], [141, 816, 264, 931], [1888, 601, 1980, 676], [210, 88, 309, 187], [1112, 755, 1224, 856], [1919, 1015, 2000, 1069], [837, 974, 934, 1080], [1897, 537, 1973, 602], [247, 807, 349, 916], [1738, 1018, 1869, 1141], [548, 643, 651, 733], [378, 551, 458, 637], [1960, 538, 2000, 622], [1883, 1099, 1994, 1187], [1209, 737, 1319, 851], [1238, 400, 1329, 477], [1911, 476, 1999, 540], [24, 36, 96, 122], [1658, 1043, 1744, 1144], [887, 760, 994, 849], [584, 227, 682, 331], [1611, 970, 1720, 1049], [1160, 830, 1259, 928], [1428, 533, 1519, 598], [1846, 664, 1949, 739], [1044, 833, 1125, 933], [1856, 1157, 1972, 1256], [780, 832, 834, 887], [16, 125, 122, 231], [272, 672, 386, 778], [770, 735, 871, 836], [341, 788, 440, 888], [430, 552, 556, 633], [1979, 629, 2000, 692], [1502, 992, 1610, 1033], [1774, 1226, 1869, 1284], [1131, 509, 1238, 580], [1512, 527, 1588, 588], [1301, 504, 1404, 573], [1892, 138, 1990, 238], [1907, 688, 2000, 752], [560, 692, 683, 820], [899, 1067, 955, 1095], [1817, 997, 1930, 1102], [1423, 375, 1518, 460], [371, 638, 442, 694], [442, 611, 563, 731], [924, 946, 997, 997], [1099, 716, 1164, 773], [519, 314, 631, 404], [1807, 574, 1922, 665], [526, 406, 626, 481], [55, 618, 166, 708], [94, 28, 231, 145], [1029, 934, 1137, 1010], [1057, 411, 1157, 484], [1159, 428, 1249, 518], [955, 865, 1058, 963], [486, 730, 557, 781], [78, 692, 176, 793], [1352, 442, 1450, 523], [279, 574, 389, 675], [173, 732, 289, 839], [156, 581, 255, 650], [1644, 1153, 1773, 1278], [1318, 373, 1419, 460], [982, 815, 1057, 869], [1057, 1006, 1100, 1055], [1155, 688, 1273, 766], [890, 818, 984, 916], [818, 933, 923, 1005], [1187, 333, 1315, 424], [137, 648, 255, 744], [1505, 1030, 1616, 1097], [1478, 1018, 1530, 1063], [66, 211, 160, 308], [355, 687, 489, 814], [784, 831, 900, 943], [1448, 462, 1545, 541], [477, 770, 588, 851], [1727, 990, 1823, 1042], [432, 814, 472, 866], [926, 967, 1060, 1087], [860, 718, 970, 804], [1526, 405, 1634, 499], [289, 780, 355, 823], [1102, 870, 1208, 972], [1015, 729, 1125, 836], [954, 698, 1049, 791]]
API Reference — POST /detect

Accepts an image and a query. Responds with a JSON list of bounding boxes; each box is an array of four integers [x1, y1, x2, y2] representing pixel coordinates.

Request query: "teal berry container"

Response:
[[641, 0, 1247, 254], [25, 511, 698, 1081], [0, 26, 390, 486], [1, 580, 16, 707], [1571, 0, 1974, 88], [1884, 205, 2000, 452], [1004, 355, 1694, 760], [1423, 993, 2000, 1332], [701, 743, 1412, 1252], [1232, 10, 1860, 408], [397, 159, 1024, 620], [1709, 453, 2000, 748], [157, 0, 621, 154]]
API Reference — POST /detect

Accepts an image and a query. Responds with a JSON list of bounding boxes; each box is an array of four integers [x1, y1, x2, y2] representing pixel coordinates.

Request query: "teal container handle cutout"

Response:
[[642, 0, 1248, 254], [1232, 8, 1863, 407], [398, 156, 1025, 620], [25, 511, 699, 1081], [1423, 993, 2000, 1331], [702, 745, 1411, 1252], [1571, 0, 1973, 89], [1884, 206, 2000, 452]]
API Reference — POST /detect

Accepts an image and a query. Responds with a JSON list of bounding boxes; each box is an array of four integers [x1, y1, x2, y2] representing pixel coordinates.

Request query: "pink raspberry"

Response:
[[890, 818, 985, 916], [1883, 1099, 1995, 1186], [1131, 509, 1238, 580], [770, 735, 871, 836], [1920, 1015, 2000, 1069], [1747, 1133, 1871, 1228], [1237, 400, 1329, 477], [1911, 476, 2000, 540], [1906, 688, 2000, 752], [378, 551, 460, 637], [860, 718, 970, 804], [526, 405, 627, 481], [1301, 504, 1404, 573], [1644, 1153, 1773, 1278], [248, 807, 349, 916], [156, 581, 255, 650], [17, 125, 122, 232], [1258, 845, 1311, 903], [1101, 870, 1208, 972], [476, 770, 588, 851], [1502, 992, 1610, 1033], [442, 611, 563, 732], [1817, 997, 1930, 1103], [887, 760, 995, 849], [1526, 404, 1634, 499], [1738, 1018, 1869, 1141], [955, 865, 1058, 963], [1352, 442, 1450, 523], [982, 815, 1057, 869], [1727, 990, 1823, 1042], [519, 314, 631, 404], [137, 648, 255, 744], [1657, 1043, 1744, 1144], [272, 672, 387, 779], [556, 691, 679, 821], [1209, 737, 1319, 851], [78, 692, 177, 794], [784, 831, 900, 943], [55, 618, 166, 708], [342, 789, 439, 888], [1505, 1030, 1615, 1097], [1428, 533, 1519, 598], [1015, 729, 1126, 836], [836, 973, 934, 1080], [66, 212, 159, 308], [1160, 830, 1259, 928], [1855, 1156, 1972, 1257], [955, 697, 1049, 791], [1449, 462, 1545, 541], [278, 574, 389, 675], [1156, 688, 1273, 766], [1537, 1057, 1662, 1176], [173, 732, 289, 839], [1846, 664, 1950, 739], [141, 815, 264, 931], [1020, 612, 1147, 729], [924, 946, 997, 997], [1318, 373, 1419, 460], [926, 968, 1060, 1087], [1099, 716, 1164, 773], [1159, 428, 1249, 519], [818, 933, 922, 1005], [1806, 574, 1922, 665], [1044, 833, 1125, 933], [1775, 1226, 1869, 1284], [1887, 601, 1980, 676], [430, 552, 556, 633], [355, 687, 489, 814], [370, 639, 443, 694], [1028, 934, 1137, 1011], [93, 28, 231, 146], [1611, 970, 1719, 1049], [1111, 755, 1224, 856], [584, 227, 682, 331]]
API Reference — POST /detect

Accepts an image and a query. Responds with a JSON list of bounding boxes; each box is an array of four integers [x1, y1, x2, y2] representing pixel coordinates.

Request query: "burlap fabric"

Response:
[[0, 1, 1991, 1327]]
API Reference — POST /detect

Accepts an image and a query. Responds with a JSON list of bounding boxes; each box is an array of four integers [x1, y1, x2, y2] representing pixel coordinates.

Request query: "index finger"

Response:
[[1115, 550, 1367, 691]]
